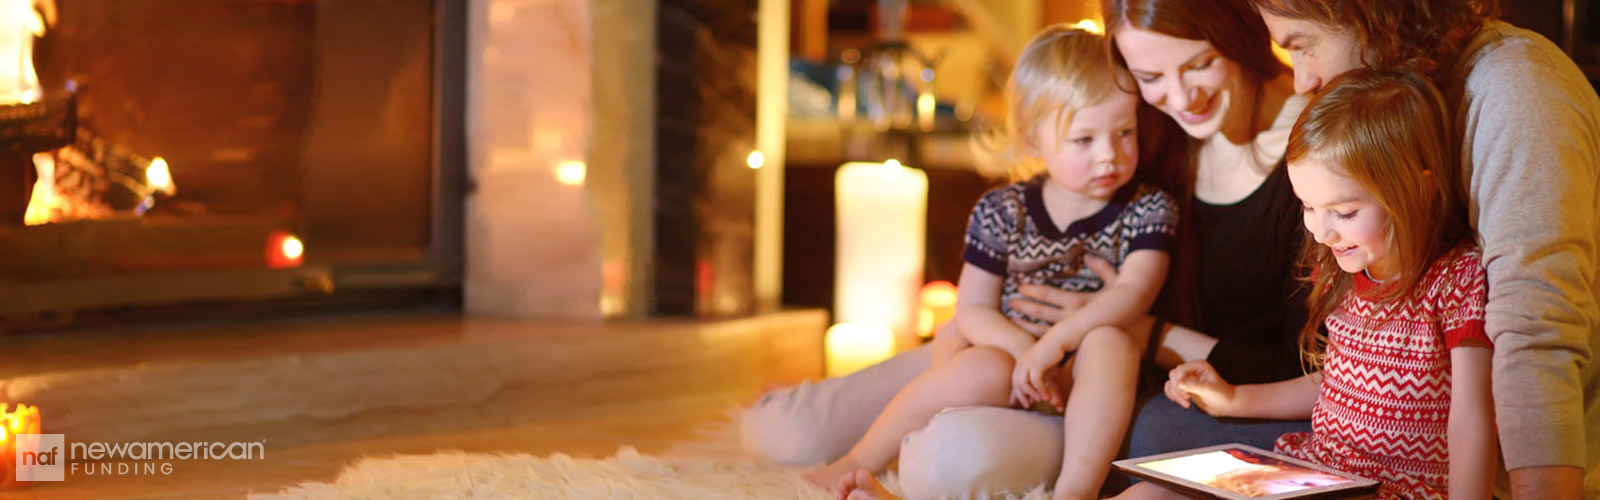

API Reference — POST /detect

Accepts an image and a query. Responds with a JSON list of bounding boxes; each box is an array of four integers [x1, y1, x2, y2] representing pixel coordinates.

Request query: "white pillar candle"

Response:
[[834, 159, 927, 348], [824, 323, 897, 376]]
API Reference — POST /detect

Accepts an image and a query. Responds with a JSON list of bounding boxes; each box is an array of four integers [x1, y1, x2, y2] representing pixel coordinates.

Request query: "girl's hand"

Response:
[[1008, 257, 1118, 326], [1010, 341, 1066, 411], [1165, 361, 1237, 417]]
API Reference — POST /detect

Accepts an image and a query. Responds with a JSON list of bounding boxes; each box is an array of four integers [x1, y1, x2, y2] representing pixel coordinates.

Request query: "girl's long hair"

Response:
[[1285, 69, 1473, 368], [972, 26, 1134, 182]]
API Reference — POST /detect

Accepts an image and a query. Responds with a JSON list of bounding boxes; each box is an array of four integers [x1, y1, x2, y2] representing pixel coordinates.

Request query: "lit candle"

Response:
[[0, 404, 41, 488], [266, 230, 305, 269], [834, 160, 927, 348], [824, 323, 896, 376]]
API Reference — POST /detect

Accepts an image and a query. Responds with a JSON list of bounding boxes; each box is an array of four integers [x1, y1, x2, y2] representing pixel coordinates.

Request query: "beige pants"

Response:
[[740, 346, 1065, 499]]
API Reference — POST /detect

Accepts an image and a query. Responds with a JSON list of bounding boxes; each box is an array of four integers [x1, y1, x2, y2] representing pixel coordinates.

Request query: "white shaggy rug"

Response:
[[250, 416, 1050, 500], [250, 446, 833, 500]]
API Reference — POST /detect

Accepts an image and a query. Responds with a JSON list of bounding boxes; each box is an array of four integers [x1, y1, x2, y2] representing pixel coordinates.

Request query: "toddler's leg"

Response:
[[1106, 482, 1192, 500], [803, 345, 1014, 489], [1052, 324, 1144, 500], [928, 321, 971, 369]]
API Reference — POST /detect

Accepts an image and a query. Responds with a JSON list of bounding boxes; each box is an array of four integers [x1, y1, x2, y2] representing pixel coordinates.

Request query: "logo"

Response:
[[16, 434, 65, 481]]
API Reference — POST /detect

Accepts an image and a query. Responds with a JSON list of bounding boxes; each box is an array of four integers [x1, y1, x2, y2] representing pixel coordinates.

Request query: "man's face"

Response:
[[1259, 9, 1366, 94]]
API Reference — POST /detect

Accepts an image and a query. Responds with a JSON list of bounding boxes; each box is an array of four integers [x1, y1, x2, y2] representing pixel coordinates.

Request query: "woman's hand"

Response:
[[1010, 340, 1067, 411], [1165, 361, 1238, 417], [1008, 256, 1118, 328]]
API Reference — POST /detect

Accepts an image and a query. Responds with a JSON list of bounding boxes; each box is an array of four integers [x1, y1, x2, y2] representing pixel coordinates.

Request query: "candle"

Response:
[[266, 230, 304, 269], [916, 280, 958, 338], [834, 160, 927, 348], [824, 323, 896, 376], [0, 404, 41, 488]]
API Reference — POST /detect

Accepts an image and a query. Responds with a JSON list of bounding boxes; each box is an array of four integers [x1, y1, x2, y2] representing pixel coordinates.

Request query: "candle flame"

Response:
[[146, 157, 176, 195], [746, 150, 764, 170], [884, 159, 902, 169], [281, 235, 304, 260]]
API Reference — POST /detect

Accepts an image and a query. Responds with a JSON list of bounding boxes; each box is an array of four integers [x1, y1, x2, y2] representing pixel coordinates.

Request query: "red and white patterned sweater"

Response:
[[1276, 244, 1490, 499]]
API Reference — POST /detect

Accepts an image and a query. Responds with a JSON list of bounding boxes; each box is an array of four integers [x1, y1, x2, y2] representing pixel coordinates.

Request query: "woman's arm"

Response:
[[1448, 345, 1497, 500], [1033, 250, 1169, 355], [953, 263, 1037, 359]]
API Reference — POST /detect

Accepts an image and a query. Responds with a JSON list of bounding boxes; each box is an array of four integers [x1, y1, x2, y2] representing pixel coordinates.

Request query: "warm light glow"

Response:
[[824, 323, 897, 376], [23, 152, 56, 225], [266, 231, 305, 269], [916, 280, 959, 338], [883, 158, 902, 170], [555, 160, 586, 186], [1074, 19, 1103, 35], [281, 235, 304, 260], [2, 0, 47, 105], [916, 91, 936, 131], [0, 403, 42, 487], [746, 150, 764, 169], [146, 156, 175, 195], [1271, 41, 1292, 66]]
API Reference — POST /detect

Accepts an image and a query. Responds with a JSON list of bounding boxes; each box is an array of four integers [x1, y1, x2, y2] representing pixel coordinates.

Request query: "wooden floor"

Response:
[[0, 309, 828, 500]]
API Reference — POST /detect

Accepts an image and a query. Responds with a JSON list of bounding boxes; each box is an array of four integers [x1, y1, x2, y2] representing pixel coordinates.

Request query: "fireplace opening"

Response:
[[1, 0, 465, 323]]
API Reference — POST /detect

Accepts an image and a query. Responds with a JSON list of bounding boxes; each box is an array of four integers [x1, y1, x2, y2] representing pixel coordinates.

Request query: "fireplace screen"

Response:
[[0, 0, 459, 316]]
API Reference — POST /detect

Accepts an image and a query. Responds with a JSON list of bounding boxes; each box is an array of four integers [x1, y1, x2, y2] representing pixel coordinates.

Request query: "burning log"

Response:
[[0, 93, 73, 224]]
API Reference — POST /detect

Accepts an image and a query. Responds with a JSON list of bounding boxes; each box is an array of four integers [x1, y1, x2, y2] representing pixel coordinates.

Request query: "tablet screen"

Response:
[[1114, 444, 1378, 500]]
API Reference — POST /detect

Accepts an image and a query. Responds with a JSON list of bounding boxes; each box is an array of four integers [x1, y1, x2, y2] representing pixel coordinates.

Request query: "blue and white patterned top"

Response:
[[963, 177, 1179, 327]]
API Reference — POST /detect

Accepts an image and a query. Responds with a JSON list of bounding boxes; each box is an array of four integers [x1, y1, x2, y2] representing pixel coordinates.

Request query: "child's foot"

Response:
[[837, 469, 898, 500], [803, 455, 865, 489]]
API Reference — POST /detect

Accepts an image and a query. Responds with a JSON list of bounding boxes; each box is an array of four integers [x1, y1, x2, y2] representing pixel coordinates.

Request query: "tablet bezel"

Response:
[[1112, 443, 1379, 500]]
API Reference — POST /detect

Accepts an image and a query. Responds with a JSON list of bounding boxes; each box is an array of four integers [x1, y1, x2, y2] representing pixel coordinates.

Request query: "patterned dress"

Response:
[[1275, 244, 1490, 499], [962, 177, 1178, 326]]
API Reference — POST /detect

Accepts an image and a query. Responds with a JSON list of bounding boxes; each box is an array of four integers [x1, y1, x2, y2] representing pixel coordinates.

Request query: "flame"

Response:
[[22, 152, 58, 225], [2, 0, 46, 104], [280, 235, 304, 260], [146, 156, 175, 195]]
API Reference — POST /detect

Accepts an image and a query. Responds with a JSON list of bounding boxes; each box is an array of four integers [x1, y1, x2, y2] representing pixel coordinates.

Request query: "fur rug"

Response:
[[250, 446, 834, 500], [250, 416, 1050, 500]]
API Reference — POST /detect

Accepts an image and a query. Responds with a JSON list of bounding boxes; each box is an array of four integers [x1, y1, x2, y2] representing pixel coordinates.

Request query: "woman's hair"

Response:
[[972, 25, 1134, 182], [1249, 0, 1498, 81], [1286, 69, 1473, 368], [1102, 0, 1284, 85]]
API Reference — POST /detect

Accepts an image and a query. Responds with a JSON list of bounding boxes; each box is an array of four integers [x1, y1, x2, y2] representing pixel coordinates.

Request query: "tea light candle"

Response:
[[0, 404, 41, 488], [834, 160, 927, 347], [824, 323, 896, 376]]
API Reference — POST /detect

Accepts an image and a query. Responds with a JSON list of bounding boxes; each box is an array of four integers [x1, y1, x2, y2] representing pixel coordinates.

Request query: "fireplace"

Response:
[[0, 0, 466, 322]]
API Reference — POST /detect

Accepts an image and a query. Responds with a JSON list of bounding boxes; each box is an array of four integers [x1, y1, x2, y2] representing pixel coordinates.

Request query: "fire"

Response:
[[1, 0, 47, 105], [147, 157, 175, 195]]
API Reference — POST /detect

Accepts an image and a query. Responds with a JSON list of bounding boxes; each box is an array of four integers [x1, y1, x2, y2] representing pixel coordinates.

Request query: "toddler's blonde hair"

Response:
[[973, 25, 1136, 182]]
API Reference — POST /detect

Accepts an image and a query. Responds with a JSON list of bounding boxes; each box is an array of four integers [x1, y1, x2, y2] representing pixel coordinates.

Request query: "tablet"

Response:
[[1112, 443, 1379, 500]]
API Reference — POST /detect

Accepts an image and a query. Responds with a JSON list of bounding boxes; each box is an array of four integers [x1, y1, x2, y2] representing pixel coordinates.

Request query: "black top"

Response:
[[1189, 162, 1309, 384]]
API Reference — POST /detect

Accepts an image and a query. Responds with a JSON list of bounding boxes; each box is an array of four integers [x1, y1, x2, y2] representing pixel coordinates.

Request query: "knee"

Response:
[[739, 383, 848, 464], [1080, 326, 1139, 360], [899, 407, 1063, 499], [949, 345, 1015, 397]]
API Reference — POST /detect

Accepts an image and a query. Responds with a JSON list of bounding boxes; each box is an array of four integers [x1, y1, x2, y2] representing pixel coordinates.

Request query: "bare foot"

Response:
[[803, 455, 864, 489], [837, 468, 898, 500]]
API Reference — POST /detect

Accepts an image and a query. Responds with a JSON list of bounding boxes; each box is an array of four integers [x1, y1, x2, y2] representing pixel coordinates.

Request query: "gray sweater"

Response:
[[1446, 21, 1600, 475]]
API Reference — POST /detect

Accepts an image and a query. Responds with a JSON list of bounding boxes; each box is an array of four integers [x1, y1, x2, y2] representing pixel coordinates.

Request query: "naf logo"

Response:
[[16, 434, 65, 481]]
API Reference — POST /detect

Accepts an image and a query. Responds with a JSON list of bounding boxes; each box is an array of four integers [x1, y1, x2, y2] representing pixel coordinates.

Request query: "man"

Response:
[[1250, 1, 1600, 498]]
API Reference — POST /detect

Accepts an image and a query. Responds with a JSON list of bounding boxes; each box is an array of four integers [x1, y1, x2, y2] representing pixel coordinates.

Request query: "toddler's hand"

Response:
[[1010, 342, 1065, 411], [1165, 361, 1237, 416]]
